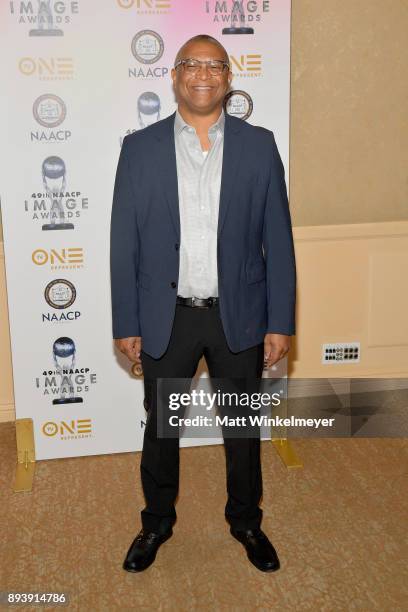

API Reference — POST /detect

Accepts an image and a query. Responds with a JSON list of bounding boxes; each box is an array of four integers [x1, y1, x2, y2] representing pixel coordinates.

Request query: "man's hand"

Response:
[[115, 336, 142, 365], [264, 333, 291, 368]]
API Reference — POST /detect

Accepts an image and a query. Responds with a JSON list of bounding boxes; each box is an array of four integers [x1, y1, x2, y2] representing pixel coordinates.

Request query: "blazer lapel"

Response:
[[154, 112, 180, 240], [217, 113, 245, 237], [153, 111, 244, 241]]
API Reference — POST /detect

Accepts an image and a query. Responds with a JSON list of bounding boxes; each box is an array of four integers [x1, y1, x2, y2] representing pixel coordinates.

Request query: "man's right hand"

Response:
[[115, 337, 142, 365]]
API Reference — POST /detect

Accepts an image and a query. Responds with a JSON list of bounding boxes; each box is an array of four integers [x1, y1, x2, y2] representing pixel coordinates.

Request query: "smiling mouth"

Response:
[[191, 86, 214, 91]]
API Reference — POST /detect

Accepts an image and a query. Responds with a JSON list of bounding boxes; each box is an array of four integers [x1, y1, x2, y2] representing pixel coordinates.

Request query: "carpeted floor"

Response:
[[0, 421, 407, 611]]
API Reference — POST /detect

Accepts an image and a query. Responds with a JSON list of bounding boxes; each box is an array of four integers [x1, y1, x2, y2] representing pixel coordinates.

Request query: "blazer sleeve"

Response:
[[110, 136, 141, 338], [262, 133, 296, 336]]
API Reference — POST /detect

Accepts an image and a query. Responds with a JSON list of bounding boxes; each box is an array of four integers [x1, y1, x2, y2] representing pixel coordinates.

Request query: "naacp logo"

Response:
[[131, 30, 164, 64], [33, 94, 66, 128], [43, 278, 80, 323], [31, 95, 70, 143], [45, 279, 76, 309], [224, 89, 253, 121]]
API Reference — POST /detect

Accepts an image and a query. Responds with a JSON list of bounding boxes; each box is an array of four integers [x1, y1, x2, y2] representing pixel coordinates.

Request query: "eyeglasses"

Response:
[[174, 58, 230, 76]]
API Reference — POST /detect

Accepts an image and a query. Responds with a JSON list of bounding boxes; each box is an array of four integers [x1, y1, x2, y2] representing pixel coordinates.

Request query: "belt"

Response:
[[176, 295, 219, 308]]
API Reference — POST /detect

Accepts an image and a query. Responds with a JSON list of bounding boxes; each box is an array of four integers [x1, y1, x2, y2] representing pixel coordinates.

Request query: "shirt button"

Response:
[[201, 235, 205, 240], [200, 206, 204, 211], [171, 281, 177, 288]]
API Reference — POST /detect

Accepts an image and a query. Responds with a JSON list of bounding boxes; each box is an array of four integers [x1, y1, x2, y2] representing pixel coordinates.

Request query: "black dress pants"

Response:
[[140, 302, 264, 534]]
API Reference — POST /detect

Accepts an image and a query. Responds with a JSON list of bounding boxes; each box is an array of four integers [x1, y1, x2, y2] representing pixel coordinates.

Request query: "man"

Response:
[[110, 34, 296, 573]]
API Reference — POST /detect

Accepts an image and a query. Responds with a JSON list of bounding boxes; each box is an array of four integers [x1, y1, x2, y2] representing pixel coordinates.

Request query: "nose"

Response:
[[196, 64, 210, 78]]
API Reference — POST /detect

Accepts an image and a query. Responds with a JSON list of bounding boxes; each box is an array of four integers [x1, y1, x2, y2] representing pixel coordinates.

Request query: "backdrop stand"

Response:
[[14, 418, 35, 492], [271, 388, 303, 468], [271, 438, 303, 468]]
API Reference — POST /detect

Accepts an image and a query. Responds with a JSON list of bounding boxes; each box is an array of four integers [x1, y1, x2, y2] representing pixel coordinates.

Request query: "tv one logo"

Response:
[[230, 54, 262, 76], [42, 419, 92, 440], [117, 0, 171, 10], [19, 57, 74, 80], [32, 248, 84, 269]]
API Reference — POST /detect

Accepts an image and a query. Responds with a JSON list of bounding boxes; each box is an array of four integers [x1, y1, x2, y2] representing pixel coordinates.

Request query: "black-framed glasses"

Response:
[[174, 58, 230, 76]]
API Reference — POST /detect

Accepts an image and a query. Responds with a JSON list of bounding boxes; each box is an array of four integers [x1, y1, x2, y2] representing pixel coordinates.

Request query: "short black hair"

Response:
[[174, 34, 229, 65]]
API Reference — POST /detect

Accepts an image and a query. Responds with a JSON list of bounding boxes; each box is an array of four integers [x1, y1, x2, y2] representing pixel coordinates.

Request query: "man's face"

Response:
[[171, 41, 232, 115]]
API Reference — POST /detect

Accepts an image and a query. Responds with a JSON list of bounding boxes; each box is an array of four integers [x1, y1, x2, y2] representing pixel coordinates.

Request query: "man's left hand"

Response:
[[264, 333, 291, 368]]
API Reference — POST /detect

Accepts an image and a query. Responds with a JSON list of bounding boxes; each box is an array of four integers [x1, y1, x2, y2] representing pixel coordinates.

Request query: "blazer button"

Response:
[[175, 243, 179, 251], [171, 281, 177, 288]]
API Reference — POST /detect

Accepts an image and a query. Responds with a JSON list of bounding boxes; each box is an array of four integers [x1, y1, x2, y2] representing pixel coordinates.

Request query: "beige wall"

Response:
[[289, 221, 408, 378], [290, 0, 408, 226], [1, 0, 407, 421]]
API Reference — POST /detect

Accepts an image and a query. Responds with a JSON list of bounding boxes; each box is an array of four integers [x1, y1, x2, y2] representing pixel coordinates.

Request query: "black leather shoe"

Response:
[[230, 527, 280, 572], [123, 528, 173, 572]]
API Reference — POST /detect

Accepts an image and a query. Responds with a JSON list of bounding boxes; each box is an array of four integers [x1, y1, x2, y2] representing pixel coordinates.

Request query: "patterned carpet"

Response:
[[0, 421, 407, 611]]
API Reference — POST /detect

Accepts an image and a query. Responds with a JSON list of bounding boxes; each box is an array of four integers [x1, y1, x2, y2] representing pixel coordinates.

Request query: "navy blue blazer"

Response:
[[110, 111, 296, 359]]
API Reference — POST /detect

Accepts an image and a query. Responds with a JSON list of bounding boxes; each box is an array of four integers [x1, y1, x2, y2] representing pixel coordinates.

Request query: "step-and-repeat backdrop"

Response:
[[0, 0, 291, 460]]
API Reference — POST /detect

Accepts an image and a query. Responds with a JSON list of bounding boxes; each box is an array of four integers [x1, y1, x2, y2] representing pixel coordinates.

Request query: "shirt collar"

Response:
[[174, 108, 225, 136]]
